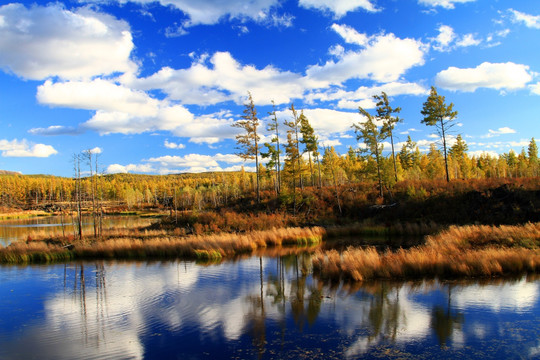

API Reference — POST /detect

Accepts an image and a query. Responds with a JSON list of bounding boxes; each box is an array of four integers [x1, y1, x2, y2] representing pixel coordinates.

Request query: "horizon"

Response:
[[0, 0, 539, 177]]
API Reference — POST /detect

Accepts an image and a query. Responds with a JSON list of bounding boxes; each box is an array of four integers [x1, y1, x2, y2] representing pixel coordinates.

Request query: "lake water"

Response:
[[0, 256, 538, 359], [0, 216, 157, 246]]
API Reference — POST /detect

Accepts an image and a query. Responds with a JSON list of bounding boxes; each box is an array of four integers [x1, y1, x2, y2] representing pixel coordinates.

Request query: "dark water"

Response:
[[0, 216, 156, 246], [0, 256, 538, 359]]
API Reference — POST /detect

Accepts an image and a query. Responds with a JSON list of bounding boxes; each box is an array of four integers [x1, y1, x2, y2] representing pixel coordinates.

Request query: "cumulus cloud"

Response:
[[83, 0, 281, 27], [106, 163, 155, 174], [274, 108, 360, 138], [127, 52, 307, 106], [435, 62, 533, 92], [431, 25, 481, 51], [306, 81, 428, 109], [37, 79, 160, 116], [164, 140, 185, 149], [0, 139, 58, 157], [418, 0, 476, 10], [331, 24, 369, 46], [299, 0, 379, 17], [28, 125, 80, 136], [0, 3, 136, 80], [482, 127, 516, 138], [509, 9, 540, 29], [307, 32, 426, 84]]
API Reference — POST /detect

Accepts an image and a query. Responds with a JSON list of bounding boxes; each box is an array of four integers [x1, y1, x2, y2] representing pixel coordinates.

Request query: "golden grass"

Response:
[[313, 222, 540, 281], [0, 226, 325, 263]]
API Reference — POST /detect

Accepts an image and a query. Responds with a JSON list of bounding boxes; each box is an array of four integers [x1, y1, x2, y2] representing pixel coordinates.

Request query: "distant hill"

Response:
[[0, 170, 22, 175]]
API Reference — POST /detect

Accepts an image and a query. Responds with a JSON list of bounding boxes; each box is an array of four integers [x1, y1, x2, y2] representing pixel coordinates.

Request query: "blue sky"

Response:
[[0, 0, 539, 176]]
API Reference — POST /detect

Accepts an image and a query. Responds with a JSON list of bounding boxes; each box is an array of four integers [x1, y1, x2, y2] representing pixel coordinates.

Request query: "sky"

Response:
[[0, 0, 539, 176]]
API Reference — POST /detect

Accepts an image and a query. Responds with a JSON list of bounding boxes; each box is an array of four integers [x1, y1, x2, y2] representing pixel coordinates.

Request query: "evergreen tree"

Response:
[[284, 104, 303, 189], [232, 92, 261, 203], [399, 135, 417, 170], [353, 109, 385, 198], [261, 101, 281, 194], [299, 112, 322, 188], [375, 92, 402, 182], [421, 86, 458, 182], [528, 138, 538, 176]]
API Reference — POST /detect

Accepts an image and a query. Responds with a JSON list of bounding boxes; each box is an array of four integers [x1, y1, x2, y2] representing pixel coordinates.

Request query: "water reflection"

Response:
[[0, 215, 156, 246], [0, 257, 538, 359]]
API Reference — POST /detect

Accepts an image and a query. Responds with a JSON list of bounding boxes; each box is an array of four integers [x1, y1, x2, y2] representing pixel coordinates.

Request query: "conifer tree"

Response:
[[232, 92, 261, 203], [284, 104, 302, 189], [261, 101, 282, 194], [528, 138, 538, 176], [299, 112, 322, 188], [421, 86, 458, 182], [353, 109, 385, 198], [375, 92, 402, 182]]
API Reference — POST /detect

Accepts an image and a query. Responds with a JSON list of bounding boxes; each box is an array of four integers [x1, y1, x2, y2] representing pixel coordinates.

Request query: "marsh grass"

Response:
[[313, 223, 540, 281], [0, 226, 325, 263]]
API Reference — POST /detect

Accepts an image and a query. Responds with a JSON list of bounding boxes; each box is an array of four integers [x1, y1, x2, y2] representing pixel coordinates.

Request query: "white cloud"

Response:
[[106, 163, 155, 174], [468, 150, 499, 158], [88, 147, 102, 154], [37, 79, 160, 116], [146, 153, 245, 171], [435, 62, 533, 92], [306, 81, 428, 109], [418, 0, 476, 10], [306, 32, 426, 84], [275, 108, 360, 138], [530, 82, 540, 95], [0, 139, 58, 157], [509, 9, 540, 29], [299, 0, 379, 17], [482, 127, 516, 138], [331, 24, 369, 45], [86, 0, 281, 27], [0, 3, 136, 80], [28, 125, 80, 136], [128, 52, 307, 106], [164, 140, 186, 149], [431, 25, 481, 51]]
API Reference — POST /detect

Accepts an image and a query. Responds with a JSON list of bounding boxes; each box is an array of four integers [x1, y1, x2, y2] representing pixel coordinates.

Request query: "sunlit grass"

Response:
[[313, 222, 540, 281], [0, 226, 325, 263]]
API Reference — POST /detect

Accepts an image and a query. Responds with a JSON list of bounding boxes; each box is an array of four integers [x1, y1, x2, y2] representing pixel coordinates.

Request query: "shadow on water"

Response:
[[0, 256, 538, 359]]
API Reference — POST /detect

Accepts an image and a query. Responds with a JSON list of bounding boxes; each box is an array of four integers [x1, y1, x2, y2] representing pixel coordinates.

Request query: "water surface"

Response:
[[0, 215, 156, 246], [0, 256, 538, 359]]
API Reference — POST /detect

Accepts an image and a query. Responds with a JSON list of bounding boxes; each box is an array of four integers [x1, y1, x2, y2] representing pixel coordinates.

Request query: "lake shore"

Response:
[[1, 221, 538, 282]]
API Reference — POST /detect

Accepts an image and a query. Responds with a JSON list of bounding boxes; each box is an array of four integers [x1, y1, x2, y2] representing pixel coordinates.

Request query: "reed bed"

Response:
[[0, 226, 325, 263], [313, 222, 540, 281]]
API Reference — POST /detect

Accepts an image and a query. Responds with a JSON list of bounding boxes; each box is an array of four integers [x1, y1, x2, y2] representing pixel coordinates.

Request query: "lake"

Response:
[[0, 215, 157, 246], [0, 255, 538, 359]]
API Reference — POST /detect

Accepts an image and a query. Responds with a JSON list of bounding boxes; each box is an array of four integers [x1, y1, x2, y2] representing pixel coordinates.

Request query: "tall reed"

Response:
[[313, 222, 540, 281]]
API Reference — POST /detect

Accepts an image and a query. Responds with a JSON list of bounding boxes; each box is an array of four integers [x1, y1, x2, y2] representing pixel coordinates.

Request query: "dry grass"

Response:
[[313, 222, 540, 281], [0, 226, 325, 263]]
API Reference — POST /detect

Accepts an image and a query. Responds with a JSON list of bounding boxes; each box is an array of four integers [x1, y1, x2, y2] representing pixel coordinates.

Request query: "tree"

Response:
[[375, 92, 402, 182], [284, 104, 303, 189], [232, 92, 261, 203], [299, 112, 322, 188], [354, 107, 386, 198], [421, 86, 458, 182], [449, 134, 469, 179], [261, 101, 282, 195], [528, 138, 538, 176], [399, 135, 417, 170]]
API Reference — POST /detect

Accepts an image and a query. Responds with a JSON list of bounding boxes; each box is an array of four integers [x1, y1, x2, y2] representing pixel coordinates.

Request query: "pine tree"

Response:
[[421, 86, 458, 182], [528, 138, 538, 176], [232, 92, 261, 203], [299, 112, 322, 188], [353, 109, 385, 198], [261, 101, 282, 195], [375, 92, 402, 182]]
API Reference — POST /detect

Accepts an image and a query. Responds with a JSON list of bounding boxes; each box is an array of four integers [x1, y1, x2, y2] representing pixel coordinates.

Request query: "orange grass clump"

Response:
[[313, 223, 540, 281], [0, 226, 325, 263]]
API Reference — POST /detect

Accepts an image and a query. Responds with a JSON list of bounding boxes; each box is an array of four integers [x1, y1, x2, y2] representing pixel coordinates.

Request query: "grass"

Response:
[[313, 222, 540, 281], [0, 226, 325, 264]]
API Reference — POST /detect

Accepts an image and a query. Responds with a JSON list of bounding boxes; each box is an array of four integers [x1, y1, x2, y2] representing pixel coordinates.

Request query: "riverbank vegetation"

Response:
[[313, 223, 540, 282], [0, 90, 538, 282]]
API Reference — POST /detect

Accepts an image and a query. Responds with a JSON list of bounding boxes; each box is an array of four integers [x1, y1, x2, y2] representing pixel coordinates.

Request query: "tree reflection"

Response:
[[430, 284, 464, 347]]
